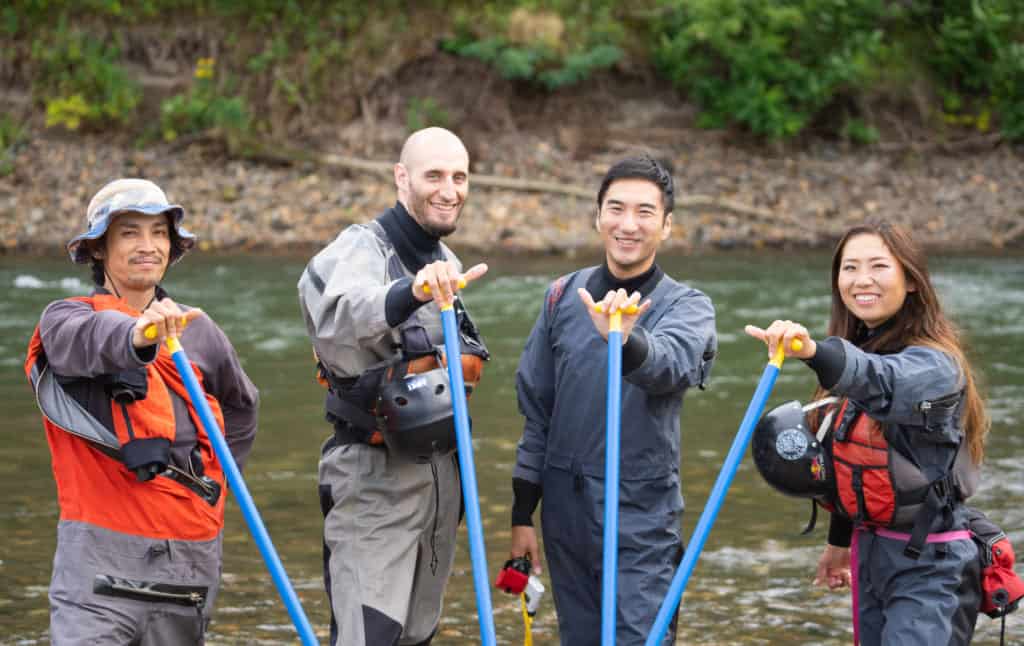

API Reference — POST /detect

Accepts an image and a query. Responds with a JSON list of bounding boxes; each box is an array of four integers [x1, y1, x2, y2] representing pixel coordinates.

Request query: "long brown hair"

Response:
[[817, 218, 989, 464]]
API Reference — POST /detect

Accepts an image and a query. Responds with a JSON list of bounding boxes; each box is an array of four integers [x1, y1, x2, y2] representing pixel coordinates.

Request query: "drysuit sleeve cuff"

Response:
[[131, 342, 158, 364], [126, 322, 158, 365], [622, 328, 650, 375], [827, 513, 853, 548], [385, 277, 428, 327], [511, 477, 543, 527], [804, 336, 845, 390]]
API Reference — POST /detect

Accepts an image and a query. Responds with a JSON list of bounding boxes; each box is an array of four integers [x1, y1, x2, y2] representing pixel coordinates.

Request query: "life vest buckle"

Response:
[[903, 543, 923, 560]]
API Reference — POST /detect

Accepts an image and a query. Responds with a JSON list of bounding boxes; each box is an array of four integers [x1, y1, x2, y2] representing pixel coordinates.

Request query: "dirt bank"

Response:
[[3, 74, 1023, 257]]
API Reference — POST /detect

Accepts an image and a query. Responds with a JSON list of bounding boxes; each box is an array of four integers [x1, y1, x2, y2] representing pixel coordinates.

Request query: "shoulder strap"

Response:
[[546, 273, 574, 318]]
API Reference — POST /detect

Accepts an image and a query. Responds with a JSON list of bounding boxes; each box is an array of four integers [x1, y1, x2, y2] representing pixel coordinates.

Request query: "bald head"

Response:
[[399, 127, 468, 173], [394, 128, 470, 238]]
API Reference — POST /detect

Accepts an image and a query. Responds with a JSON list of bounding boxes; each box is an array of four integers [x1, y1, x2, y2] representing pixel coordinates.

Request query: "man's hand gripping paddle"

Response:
[[593, 303, 637, 646], [434, 283, 498, 646], [148, 322, 319, 645]]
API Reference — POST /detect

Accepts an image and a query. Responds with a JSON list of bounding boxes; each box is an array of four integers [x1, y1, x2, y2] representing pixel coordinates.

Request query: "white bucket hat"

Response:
[[67, 178, 196, 264]]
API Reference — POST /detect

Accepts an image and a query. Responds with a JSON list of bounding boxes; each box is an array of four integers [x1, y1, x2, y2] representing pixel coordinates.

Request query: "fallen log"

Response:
[[316, 153, 788, 223], [208, 136, 791, 223]]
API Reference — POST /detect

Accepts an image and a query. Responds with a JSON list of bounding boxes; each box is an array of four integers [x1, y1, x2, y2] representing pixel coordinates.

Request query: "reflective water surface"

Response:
[[1, 250, 1021, 645]]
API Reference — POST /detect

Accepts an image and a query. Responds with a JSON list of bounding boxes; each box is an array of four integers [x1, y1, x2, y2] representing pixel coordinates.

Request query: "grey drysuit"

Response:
[[298, 205, 467, 646], [514, 266, 717, 646], [35, 287, 258, 645], [814, 338, 981, 646]]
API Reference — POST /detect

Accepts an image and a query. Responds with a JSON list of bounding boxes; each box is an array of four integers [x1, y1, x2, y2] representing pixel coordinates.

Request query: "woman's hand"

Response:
[[813, 544, 851, 591], [744, 320, 817, 360]]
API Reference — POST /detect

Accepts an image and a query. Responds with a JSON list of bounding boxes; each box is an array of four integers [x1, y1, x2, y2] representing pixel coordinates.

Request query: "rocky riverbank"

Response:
[[2, 125, 1023, 258]]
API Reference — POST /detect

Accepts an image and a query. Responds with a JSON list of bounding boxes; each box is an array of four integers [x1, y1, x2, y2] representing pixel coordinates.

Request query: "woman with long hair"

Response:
[[746, 218, 988, 645]]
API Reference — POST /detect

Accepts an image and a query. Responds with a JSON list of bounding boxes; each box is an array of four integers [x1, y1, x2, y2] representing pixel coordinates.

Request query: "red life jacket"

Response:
[[825, 398, 977, 530], [818, 399, 1022, 626], [25, 294, 227, 541]]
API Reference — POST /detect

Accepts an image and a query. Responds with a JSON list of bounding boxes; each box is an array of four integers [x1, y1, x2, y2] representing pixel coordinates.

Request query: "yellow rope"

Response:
[[520, 593, 533, 646]]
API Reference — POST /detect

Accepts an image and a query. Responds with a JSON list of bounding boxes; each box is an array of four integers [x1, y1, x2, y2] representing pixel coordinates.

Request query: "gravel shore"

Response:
[[2, 129, 1022, 257]]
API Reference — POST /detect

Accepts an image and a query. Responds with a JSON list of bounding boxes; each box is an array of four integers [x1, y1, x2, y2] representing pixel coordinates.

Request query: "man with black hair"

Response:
[[298, 127, 489, 646], [25, 178, 259, 644], [508, 155, 718, 644]]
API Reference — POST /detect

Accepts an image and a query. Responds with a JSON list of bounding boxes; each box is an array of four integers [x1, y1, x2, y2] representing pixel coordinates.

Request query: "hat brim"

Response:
[[67, 205, 193, 264]]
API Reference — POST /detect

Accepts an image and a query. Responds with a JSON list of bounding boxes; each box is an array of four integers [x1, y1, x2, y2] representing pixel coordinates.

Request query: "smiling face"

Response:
[[395, 129, 469, 238], [96, 212, 171, 298], [836, 232, 915, 328], [596, 177, 672, 279]]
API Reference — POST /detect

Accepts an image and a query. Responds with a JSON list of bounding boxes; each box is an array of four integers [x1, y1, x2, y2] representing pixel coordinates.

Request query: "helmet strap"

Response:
[[800, 499, 819, 535]]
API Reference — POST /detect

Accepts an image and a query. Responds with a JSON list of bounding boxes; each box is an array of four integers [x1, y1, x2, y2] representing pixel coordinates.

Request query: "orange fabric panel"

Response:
[[861, 468, 896, 524], [43, 426, 224, 540], [832, 404, 896, 525], [26, 295, 228, 540]]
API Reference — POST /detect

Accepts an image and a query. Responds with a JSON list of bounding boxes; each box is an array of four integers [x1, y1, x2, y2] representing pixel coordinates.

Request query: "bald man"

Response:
[[298, 128, 490, 646]]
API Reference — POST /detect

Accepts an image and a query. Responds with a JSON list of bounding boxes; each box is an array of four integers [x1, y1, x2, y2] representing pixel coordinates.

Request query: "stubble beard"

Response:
[[410, 191, 462, 238]]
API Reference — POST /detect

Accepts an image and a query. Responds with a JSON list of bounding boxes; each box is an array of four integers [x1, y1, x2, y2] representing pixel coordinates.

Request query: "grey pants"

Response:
[[319, 439, 461, 646], [540, 467, 684, 646], [853, 529, 980, 646], [49, 520, 222, 646]]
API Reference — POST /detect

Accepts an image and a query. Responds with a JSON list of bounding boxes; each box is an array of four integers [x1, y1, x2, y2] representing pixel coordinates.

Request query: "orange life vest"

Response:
[[825, 398, 976, 530], [25, 294, 227, 541], [829, 399, 900, 525]]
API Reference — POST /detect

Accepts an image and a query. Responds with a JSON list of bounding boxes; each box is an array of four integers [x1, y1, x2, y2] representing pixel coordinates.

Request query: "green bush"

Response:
[[653, 0, 887, 140], [0, 112, 27, 176], [405, 97, 450, 133], [159, 58, 249, 142], [841, 117, 880, 144], [917, 0, 1024, 139], [31, 20, 141, 130], [992, 42, 1024, 139], [8, 0, 1024, 144], [442, 4, 625, 89]]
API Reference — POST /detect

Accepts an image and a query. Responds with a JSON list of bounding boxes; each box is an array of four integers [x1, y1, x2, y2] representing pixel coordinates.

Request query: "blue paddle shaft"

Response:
[[440, 307, 497, 646], [645, 362, 782, 646], [602, 328, 622, 646], [169, 346, 319, 646]]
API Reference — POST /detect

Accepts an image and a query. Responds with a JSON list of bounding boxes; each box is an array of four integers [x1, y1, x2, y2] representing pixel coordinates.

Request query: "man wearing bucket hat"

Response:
[[24, 178, 259, 644], [298, 127, 489, 646]]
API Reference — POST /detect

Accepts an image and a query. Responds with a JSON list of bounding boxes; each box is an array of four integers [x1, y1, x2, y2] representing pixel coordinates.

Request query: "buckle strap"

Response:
[[332, 421, 384, 447], [324, 389, 379, 432], [904, 483, 948, 559], [161, 465, 222, 507]]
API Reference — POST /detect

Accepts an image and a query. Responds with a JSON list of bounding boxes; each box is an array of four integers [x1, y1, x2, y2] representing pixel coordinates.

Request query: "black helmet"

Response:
[[376, 367, 456, 462], [752, 399, 836, 500]]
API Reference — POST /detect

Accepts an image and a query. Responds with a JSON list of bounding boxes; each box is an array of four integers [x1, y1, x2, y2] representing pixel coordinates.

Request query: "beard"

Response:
[[408, 189, 463, 238]]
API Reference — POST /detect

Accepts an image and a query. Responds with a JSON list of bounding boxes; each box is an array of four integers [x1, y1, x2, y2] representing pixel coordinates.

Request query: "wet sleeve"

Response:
[[827, 513, 853, 548], [829, 340, 961, 425], [623, 290, 717, 395], [804, 336, 845, 390], [38, 299, 155, 377], [385, 277, 428, 327], [297, 227, 400, 375], [621, 333, 649, 374], [511, 477, 542, 527], [184, 316, 260, 471], [513, 292, 557, 492]]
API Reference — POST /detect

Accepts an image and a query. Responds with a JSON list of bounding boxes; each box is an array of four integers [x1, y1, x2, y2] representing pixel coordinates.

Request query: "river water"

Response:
[[1, 250, 1021, 645]]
